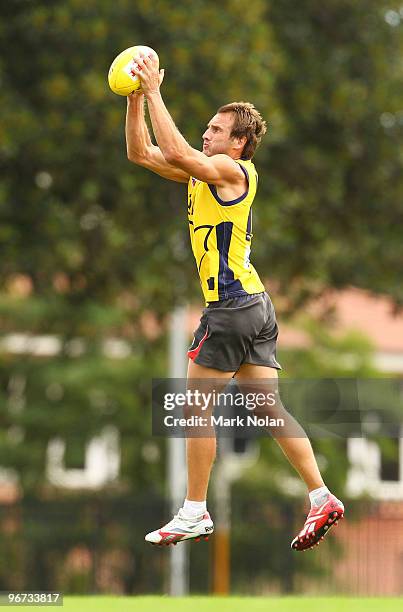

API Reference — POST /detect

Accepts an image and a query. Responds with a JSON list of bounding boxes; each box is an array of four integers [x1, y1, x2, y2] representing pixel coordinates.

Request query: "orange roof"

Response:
[[325, 288, 403, 352], [281, 287, 403, 352]]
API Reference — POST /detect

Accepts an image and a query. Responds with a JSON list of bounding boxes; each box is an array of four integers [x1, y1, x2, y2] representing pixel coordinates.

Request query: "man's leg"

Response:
[[235, 363, 344, 551], [145, 360, 235, 545], [235, 363, 324, 490], [185, 359, 235, 501]]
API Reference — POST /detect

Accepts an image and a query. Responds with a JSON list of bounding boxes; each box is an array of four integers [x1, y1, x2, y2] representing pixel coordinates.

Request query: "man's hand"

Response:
[[132, 52, 165, 96]]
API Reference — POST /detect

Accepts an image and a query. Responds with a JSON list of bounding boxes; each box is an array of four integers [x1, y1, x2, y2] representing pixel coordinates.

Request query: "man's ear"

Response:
[[234, 136, 247, 151]]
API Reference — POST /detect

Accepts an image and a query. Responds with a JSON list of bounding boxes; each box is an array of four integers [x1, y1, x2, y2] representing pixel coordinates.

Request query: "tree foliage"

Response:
[[0, 0, 401, 494], [263, 0, 403, 307], [0, 0, 399, 594], [1, 1, 401, 312]]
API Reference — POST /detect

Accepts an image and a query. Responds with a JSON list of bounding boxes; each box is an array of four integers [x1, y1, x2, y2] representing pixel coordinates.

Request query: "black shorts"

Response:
[[187, 292, 282, 372]]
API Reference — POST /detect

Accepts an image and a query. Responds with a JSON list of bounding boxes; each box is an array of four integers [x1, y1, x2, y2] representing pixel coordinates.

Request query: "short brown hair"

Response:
[[217, 101, 267, 159]]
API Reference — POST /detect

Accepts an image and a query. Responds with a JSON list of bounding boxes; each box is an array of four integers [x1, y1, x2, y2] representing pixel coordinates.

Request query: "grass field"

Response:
[[60, 596, 403, 611]]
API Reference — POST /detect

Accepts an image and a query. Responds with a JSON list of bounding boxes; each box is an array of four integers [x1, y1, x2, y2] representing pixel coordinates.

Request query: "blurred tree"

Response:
[[0, 0, 401, 494], [0, 1, 399, 593], [262, 0, 403, 308], [0, 0, 273, 313], [0, 0, 273, 494], [1, 1, 401, 313]]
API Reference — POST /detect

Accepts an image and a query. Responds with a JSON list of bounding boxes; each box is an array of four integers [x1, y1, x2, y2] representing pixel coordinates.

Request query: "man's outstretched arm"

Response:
[[133, 55, 243, 187], [125, 92, 189, 183]]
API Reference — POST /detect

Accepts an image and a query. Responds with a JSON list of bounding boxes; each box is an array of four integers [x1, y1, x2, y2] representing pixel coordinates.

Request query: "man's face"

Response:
[[202, 112, 236, 157]]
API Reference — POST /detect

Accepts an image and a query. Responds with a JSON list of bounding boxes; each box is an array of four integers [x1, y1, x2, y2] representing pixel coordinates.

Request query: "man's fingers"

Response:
[[137, 57, 152, 72], [138, 54, 157, 70], [130, 65, 140, 77]]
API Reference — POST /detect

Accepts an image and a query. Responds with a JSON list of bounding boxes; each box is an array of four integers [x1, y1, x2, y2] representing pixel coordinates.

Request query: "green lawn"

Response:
[[60, 596, 403, 611]]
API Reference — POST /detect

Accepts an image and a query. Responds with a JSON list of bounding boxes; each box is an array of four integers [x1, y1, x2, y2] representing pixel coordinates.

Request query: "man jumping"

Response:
[[125, 52, 344, 551]]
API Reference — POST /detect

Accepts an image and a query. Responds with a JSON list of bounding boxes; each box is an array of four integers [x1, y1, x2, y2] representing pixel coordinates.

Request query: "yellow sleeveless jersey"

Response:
[[187, 158, 265, 302]]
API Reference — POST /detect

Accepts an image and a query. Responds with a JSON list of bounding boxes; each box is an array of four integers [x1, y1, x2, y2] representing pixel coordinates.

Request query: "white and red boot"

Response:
[[291, 493, 344, 551], [145, 508, 214, 546]]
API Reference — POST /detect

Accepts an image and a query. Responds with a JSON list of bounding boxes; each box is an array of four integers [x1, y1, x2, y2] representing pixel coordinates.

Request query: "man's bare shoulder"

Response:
[[207, 154, 245, 179]]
